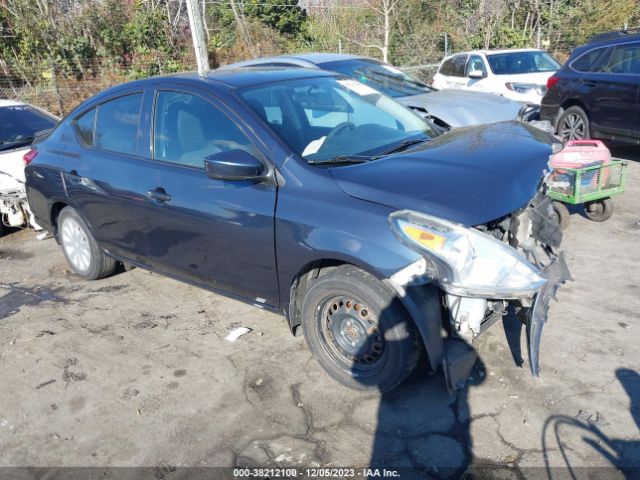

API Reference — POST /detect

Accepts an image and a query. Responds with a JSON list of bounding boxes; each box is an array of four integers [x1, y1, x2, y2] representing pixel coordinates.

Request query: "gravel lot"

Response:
[[0, 149, 638, 479]]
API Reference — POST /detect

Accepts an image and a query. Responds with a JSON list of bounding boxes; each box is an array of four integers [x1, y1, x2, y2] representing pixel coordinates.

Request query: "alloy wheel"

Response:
[[559, 113, 586, 140], [60, 217, 91, 272]]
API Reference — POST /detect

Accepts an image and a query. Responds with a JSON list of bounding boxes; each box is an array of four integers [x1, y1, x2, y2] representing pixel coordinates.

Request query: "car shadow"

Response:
[[611, 147, 640, 163], [348, 296, 487, 478], [541, 368, 640, 479], [502, 307, 525, 368]]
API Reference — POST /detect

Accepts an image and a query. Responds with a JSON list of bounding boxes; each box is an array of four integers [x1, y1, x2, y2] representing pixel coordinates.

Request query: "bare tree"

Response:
[[319, 0, 399, 63]]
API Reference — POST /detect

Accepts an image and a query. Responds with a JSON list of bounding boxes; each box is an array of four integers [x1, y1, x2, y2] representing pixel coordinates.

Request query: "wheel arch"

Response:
[[50, 201, 69, 234], [286, 258, 446, 371], [286, 258, 374, 336], [555, 100, 591, 138]]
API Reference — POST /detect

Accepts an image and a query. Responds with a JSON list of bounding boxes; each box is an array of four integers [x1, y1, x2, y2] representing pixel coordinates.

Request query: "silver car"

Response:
[[224, 53, 539, 130]]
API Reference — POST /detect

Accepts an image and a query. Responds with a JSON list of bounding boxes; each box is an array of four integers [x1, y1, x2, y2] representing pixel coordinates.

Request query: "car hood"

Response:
[[397, 89, 523, 128], [329, 121, 556, 226]]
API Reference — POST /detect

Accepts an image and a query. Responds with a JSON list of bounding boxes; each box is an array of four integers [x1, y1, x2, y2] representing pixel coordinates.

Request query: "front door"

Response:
[[137, 87, 279, 306]]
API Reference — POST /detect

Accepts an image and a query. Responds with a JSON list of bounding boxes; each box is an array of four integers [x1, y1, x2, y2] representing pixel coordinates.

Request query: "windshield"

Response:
[[240, 76, 434, 163], [0, 105, 56, 150], [321, 59, 432, 98], [486, 51, 561, 75]]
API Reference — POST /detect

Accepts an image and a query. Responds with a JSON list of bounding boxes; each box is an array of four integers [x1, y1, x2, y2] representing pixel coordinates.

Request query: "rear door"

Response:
[[63, 91, 152, 265], [589, 41, 640, 139], [136, 85, 279, 305], [445, 54, 469, 89]]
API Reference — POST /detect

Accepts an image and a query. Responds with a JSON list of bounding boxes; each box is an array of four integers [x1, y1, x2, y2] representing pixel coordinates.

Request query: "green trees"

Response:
[[0, 0, 637, 92]]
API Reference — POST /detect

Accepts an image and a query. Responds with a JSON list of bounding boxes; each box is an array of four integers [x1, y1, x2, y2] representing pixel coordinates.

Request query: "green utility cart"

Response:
[[547, 159, 628, 230]]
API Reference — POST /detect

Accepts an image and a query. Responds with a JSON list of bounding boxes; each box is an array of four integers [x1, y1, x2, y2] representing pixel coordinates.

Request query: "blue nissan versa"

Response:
[[25, 67, 570, 392]]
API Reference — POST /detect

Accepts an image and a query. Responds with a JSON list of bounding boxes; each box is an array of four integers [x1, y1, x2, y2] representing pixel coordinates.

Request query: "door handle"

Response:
[[146, 187, 171, 203]]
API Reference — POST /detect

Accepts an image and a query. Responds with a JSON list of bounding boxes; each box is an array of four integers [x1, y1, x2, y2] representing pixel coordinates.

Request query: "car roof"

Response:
[[0, 99, 27, 108], [588, 29, 640, 45], [223, 53, 371, 69], [83, 67, 339, 102], [445, 48, 545, 59]]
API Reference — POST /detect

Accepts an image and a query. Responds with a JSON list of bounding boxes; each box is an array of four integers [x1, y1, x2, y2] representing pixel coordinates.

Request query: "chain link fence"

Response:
[[0, 30, 580, 118]]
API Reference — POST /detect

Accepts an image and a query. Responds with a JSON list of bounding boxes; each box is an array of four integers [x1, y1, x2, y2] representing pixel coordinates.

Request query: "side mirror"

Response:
[[468, 69, 485, 79], [204, 149, 265, 181]]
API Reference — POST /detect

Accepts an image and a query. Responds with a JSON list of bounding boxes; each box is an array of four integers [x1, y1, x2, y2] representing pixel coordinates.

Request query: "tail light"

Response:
[[23, 149, 38, 165], [546, 75, 559, 91]]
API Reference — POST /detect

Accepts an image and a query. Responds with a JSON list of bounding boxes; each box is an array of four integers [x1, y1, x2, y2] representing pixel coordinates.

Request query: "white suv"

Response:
[[432, 48, 561, 104]]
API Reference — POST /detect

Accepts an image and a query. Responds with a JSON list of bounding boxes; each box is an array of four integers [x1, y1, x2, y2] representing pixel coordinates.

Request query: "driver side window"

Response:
[[153, 91, 253, 168]]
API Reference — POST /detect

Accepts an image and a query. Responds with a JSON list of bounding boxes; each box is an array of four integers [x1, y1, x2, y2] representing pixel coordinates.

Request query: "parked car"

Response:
[[433, 48, 561, 104], [25, 68, 569, 392], [541, 30, 640, 143], [224, 53, 538, 130], [0, 100, 57, 235]]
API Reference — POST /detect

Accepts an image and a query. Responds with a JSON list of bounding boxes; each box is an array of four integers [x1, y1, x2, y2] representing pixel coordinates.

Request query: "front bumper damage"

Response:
[[388, 193, 572, 391], [0, 172, 42, 230]]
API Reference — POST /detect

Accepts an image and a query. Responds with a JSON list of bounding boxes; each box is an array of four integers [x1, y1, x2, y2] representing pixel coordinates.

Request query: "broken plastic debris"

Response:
[[225, 327, 252, 342]]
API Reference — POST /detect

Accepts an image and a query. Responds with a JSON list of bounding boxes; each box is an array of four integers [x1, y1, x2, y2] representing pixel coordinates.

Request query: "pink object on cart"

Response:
[[550, 140, 611, 169], [549, 140, 612, 188]]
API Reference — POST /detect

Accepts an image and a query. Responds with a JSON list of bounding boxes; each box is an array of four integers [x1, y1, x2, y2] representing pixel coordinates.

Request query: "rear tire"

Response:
[[301, 265, 422, 393], [57, 207, 116, 280], [550, 201, 570, 230], [557, 106, 590, 141], [584, 198, 613, 222]]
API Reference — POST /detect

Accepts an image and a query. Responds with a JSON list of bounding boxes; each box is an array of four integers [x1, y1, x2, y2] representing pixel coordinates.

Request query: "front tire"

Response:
[[57, 207, 116, 280], [557, 106, 590, 141], [301, 265, 422, 393]]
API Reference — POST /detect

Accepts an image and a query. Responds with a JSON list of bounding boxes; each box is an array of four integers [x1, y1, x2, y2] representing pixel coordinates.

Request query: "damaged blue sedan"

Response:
[[24, 67, 570, 392]]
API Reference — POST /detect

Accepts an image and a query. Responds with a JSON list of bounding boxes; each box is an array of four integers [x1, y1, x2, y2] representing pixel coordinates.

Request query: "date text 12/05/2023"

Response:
[[233, 468, 401, 478]]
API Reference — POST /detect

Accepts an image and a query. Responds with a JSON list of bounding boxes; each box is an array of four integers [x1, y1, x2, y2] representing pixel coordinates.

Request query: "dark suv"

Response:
[[541, 30, 640, 143]]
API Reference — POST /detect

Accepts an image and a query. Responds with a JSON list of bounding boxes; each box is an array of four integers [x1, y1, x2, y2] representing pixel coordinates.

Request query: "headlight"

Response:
[[505, 82, 545, 95], [389, 210, 546, 298]]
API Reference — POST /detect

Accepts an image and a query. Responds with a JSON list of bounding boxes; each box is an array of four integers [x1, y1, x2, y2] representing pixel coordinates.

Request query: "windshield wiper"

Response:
[[308, 155, 371, 165], [373, 138, 429, 159], [0, 137, 35, 152]]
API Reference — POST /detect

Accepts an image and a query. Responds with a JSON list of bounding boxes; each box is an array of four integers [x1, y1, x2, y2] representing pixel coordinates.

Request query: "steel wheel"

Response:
[[300, 265, 423, 392], [319, 295, 385, 372], [60, 216, 92, 272]]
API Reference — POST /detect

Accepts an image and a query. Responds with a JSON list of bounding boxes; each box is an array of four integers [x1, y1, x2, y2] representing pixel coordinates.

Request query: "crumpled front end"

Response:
[[388, 192, 571, 391], [0, 172, 41, 230], [462, 192, 571, 376]]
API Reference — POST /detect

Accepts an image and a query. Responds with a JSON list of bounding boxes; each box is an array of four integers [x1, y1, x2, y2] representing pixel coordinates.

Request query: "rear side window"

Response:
[[450, 55, 467, 77], [94, 93, 143, 155], [74, 108, 96, 145], [605, 42, 640, 74], [439, 58, 454, 76], [572, 46, 610, 72]]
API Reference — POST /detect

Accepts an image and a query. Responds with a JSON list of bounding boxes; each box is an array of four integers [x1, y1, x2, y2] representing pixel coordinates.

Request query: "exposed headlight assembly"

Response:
[[389, 210, 546, 299]]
